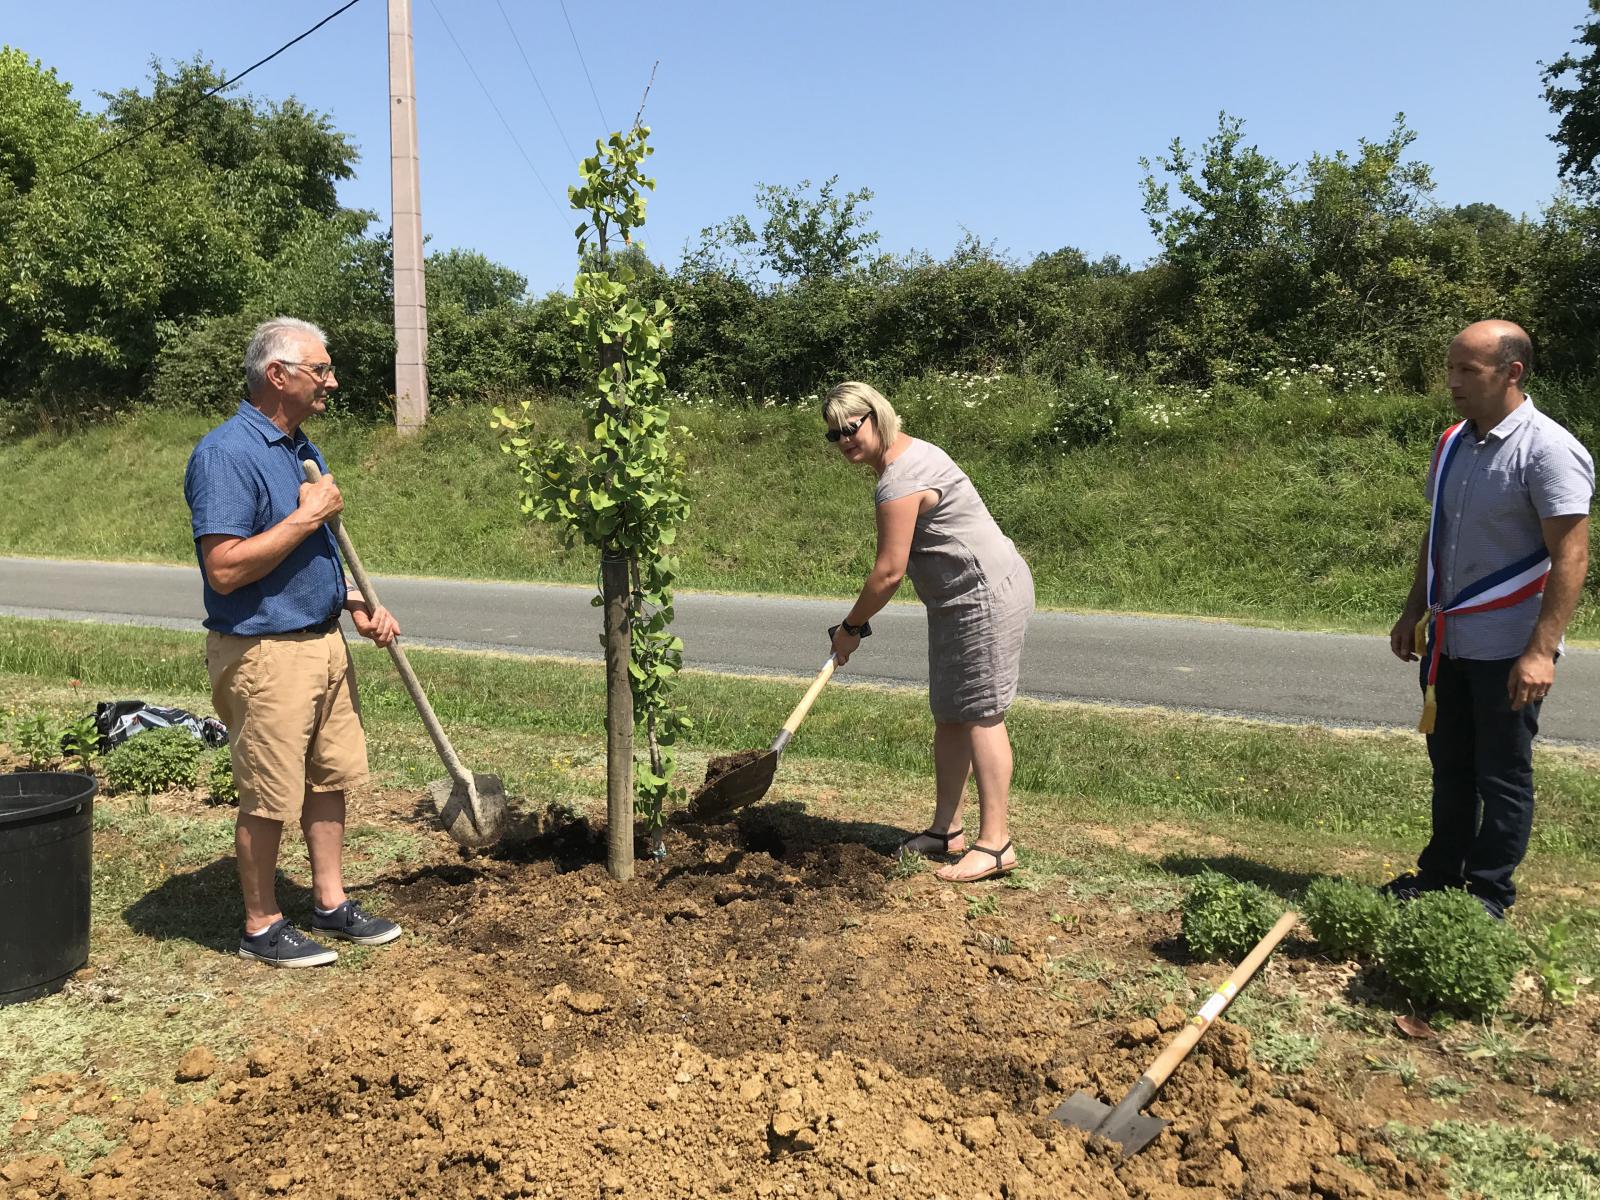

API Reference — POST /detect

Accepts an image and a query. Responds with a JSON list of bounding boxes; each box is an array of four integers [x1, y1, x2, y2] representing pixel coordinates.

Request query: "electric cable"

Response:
[[45, 0, 365, 182], [491, 0, 579, 163], [424, 0, 565, 215], [556, 0, 610, 131]]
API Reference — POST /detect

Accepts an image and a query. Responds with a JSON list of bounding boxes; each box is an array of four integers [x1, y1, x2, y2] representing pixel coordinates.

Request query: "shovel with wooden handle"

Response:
[[1050, 909, 1300, 1155], [686, 655, 836, 822], [301, 460, 507, 849]]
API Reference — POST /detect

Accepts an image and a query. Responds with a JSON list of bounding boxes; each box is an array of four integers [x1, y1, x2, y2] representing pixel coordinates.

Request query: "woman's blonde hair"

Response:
[[822, 381, 901, 444]]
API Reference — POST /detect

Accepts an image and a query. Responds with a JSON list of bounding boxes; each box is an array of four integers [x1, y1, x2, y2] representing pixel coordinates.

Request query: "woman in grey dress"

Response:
[[824, 382, 1034, 882]]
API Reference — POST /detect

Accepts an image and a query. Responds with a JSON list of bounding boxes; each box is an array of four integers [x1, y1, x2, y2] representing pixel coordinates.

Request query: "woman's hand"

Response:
[[830, 625, 862, 666]]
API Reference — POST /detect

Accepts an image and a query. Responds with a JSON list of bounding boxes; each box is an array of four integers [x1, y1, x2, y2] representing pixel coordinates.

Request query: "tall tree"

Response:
[[1543, 0, 1600, 197]]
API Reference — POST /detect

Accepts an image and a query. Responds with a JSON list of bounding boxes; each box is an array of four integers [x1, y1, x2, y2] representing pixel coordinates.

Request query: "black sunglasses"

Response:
[[825, 414, 872, 443]]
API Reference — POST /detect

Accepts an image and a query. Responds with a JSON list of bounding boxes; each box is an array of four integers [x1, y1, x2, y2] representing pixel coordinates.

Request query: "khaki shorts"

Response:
[[206, 629, 369, 822]]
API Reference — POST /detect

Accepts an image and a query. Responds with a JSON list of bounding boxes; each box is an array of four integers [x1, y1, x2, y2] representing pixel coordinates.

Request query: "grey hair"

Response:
[[823, 381, 902, 444], [244, 317, 329, 391]]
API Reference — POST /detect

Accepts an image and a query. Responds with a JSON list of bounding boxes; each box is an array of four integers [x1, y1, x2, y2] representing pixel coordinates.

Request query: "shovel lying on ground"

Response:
[[1051, 909, 1299, 1155], [686, 655, 837, 822], [301, 461, 507, 849]]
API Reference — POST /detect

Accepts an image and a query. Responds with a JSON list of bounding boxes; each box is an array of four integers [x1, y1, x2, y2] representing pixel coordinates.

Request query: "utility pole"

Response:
[[388, 0, 428, 434]]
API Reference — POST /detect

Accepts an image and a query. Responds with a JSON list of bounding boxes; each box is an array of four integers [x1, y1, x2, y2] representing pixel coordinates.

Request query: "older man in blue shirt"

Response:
[[1389, 320, 1594, 918], [185, 317, 404, 966]]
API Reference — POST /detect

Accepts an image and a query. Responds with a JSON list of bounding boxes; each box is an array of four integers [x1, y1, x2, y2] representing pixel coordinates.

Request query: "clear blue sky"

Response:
[[5, 0, 1588, 294]]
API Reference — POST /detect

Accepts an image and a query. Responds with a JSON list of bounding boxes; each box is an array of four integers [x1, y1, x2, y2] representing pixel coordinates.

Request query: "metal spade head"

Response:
[[426, 772, 508, 849], [686, 749, 779, 823], [1048, 1091, 1170, 1156]]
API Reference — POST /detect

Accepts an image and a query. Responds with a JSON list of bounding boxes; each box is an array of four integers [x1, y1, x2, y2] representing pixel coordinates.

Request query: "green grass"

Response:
[[2, 375, 1594, 635], [1387, 1120, 1600, 1199]]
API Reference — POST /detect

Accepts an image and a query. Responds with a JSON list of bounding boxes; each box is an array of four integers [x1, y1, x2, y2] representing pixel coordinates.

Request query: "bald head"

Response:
[[1452, 320, 1532, 379], [1446, 320, 1532, 426]]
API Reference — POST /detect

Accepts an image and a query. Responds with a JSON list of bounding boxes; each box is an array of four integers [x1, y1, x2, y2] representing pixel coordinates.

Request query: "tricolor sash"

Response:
[[1414, 420, 1551, 733]]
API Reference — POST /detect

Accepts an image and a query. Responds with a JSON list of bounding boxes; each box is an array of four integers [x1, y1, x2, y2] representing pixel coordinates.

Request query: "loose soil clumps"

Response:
[[6, 810, 1449, 1199]]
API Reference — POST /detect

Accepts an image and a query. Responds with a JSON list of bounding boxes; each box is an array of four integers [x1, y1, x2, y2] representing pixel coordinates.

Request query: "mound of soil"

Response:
[[4, 810, 1450, 1199]]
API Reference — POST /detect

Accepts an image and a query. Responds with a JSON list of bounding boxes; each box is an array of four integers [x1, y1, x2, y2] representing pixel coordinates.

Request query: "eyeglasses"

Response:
[[281, 361, 337, 382], [825, 414, 871, 443]]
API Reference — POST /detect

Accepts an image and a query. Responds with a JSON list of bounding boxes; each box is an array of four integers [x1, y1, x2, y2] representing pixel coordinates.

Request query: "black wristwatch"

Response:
[[829, 618, 872, 639]]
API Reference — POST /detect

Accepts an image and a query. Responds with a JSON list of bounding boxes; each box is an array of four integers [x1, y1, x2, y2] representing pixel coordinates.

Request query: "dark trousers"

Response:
[[1417, 655, 1541, 912]]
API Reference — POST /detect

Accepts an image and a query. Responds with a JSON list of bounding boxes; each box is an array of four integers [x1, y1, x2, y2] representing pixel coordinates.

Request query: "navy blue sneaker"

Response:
[[1380, 872, 1451, 902], [1471, 893, 1507, 922], [239, 919, 338, 968], [310, 899, 402, 946]]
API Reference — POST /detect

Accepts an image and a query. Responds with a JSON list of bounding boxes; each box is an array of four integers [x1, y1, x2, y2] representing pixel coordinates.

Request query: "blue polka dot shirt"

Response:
[[184, 400, 347, 636]]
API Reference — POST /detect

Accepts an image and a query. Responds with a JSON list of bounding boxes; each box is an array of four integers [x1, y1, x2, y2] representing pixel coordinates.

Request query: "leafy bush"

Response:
[[1382, 890, 1526, 1018], [1181, 870, 1285, 961], [103, 727, 203, 796], [10, 713, 60, 769], [207, 750, 239, 806], [1038, 364, 1130, 447], [1304, 876, 1399, 960], [57, 713, 101, 772]]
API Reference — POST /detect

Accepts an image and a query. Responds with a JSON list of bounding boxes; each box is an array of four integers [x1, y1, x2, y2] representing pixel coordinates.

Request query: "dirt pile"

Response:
[[3, 811, 1451, 1199]]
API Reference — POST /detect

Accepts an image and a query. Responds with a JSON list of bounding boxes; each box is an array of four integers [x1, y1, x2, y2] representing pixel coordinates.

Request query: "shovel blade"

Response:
[[427, 772, 508, 849], [686, 750, 779, 822], [1048, 1092, 1169, 1156]]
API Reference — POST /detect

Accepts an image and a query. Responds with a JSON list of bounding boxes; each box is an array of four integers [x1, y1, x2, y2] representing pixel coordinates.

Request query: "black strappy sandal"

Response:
[[940, 839, 1015, 882], [898, 827, 964, 856]]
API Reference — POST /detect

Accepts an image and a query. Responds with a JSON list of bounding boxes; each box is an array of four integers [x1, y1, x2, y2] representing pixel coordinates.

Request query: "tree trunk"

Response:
[[601, 550, 634, 880]]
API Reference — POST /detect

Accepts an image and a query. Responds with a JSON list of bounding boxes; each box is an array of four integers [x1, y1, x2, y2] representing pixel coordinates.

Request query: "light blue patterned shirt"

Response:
[[1426, 397, 1594, 661]]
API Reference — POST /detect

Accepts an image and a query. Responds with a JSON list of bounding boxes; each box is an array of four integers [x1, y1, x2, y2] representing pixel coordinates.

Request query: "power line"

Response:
[[424, 0, 565, 216], [46, 0, 365, 182], [556, 0, 609, 132], [491, 0, 579, 164]]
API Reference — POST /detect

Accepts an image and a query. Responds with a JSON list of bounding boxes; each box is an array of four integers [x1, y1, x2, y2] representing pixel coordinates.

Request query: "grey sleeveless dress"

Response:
[[875, 439, 1033, 722]]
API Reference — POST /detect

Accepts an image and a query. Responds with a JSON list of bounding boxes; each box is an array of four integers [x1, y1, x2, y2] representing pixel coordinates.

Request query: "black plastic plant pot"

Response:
[[0, 772, 96, 1006]]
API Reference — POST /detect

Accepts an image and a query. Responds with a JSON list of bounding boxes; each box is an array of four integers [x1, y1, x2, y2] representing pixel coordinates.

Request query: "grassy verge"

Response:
[[3, 615, 1598, 1190], [2, 376, 1594, 636]]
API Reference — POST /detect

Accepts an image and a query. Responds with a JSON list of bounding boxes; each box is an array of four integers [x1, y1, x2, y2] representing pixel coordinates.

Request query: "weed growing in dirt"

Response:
[[1253, 1026, 1321, 1074], [1386, 1119, 1600, 1200], [103, 728, 203, 797], [1367, 1055, 1421, 1087], [11, 712, 59, 768], [1528, 918, 1582, 1020], [1383, 890, 1526, 1018], [964, 893, 1000, 919], [59, 713, 101, 771], [1303, 876, 1397, 960], [1424, 1075, 1472, 1101], [887, 850, 923, 880], [1180, 870, 1283, 961]]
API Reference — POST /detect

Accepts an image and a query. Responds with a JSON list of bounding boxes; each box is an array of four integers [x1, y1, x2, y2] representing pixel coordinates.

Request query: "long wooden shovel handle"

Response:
[[1143, 909, 1300, 1089], [301, 460, 472, 789], [769, 656, 837, 753]]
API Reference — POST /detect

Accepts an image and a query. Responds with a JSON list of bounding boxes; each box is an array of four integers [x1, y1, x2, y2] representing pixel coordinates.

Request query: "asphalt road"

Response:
[[1, 555, 1596, 745]]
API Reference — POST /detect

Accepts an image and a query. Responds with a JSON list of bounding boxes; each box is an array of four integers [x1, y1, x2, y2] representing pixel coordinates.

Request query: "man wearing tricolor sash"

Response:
[[1387, 321, 1593, 919]]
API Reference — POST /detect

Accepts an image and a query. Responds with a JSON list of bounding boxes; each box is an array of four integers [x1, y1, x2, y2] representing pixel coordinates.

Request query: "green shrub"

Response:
[[1382, 890, 1526, 1018], [58, 713, 101, 771], [103, 727, 203, 796], [207, 750, 239, 806], [1181, 870, 1285, 961], [1304, 876, 1399, 960]]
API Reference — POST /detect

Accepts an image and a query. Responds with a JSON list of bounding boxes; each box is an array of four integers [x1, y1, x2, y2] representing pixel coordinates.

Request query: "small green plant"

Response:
[[1180, 870, 1284, 961], [965, 893, 1001, 920], [1303, 876, 1398, 960], [1367, 1055, 1421, 1087], [207, 751, 239, 806], [1382, 890, 1526, 1018], [103, 727, 203, 796], [1253, 1026, 1320, 1074], [59, 713, 101, 772], [1528, 919, 1581, 1020], [11, 712, 59, 769], [1425, 1075, 1472, 1101]]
